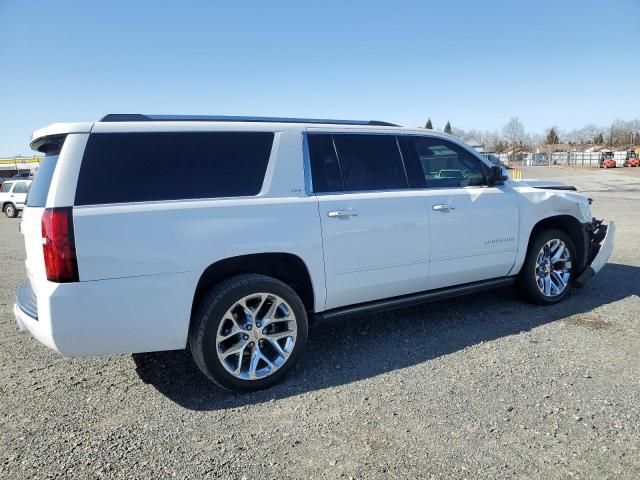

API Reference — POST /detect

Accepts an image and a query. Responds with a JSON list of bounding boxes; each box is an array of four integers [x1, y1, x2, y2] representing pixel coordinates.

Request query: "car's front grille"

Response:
[[16, 280, 38, 320]]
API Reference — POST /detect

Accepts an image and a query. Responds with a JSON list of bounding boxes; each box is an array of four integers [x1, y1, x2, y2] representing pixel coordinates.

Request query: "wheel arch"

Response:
[[190, 252, 316, 324], [527, 215, 589, 274]]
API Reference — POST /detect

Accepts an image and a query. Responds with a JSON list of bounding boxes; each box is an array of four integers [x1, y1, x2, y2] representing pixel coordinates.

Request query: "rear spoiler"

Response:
[[30, 122, 93, 152]]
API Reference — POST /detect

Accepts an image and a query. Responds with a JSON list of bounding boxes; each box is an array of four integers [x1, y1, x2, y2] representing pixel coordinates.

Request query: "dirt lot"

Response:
[[1, 166, 639, 479]]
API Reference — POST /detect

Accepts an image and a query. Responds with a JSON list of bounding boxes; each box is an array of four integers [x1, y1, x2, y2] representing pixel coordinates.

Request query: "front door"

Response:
[[424, 186, 518, 289], [402, 135, 519, 290]]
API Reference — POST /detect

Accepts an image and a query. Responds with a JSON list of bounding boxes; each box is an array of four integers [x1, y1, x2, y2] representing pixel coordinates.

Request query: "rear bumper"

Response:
[[14, 272, 197, 356], [14, 301, 59, 352], [575, 220, 615, 286], [16, 280, 38, 319]]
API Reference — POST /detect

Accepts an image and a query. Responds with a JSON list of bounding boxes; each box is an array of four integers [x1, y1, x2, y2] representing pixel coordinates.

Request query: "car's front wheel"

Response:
[[519, 229, 575, 305], [189, 274, 308, 392], [4, 204, 17, 218]]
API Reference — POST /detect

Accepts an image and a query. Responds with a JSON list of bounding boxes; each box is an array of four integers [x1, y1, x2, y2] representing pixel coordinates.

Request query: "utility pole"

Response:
[[609, 125, 614, 148]]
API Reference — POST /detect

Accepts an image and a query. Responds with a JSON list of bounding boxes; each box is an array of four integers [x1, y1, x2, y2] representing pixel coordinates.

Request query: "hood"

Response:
[[511, 178, 577, 191]]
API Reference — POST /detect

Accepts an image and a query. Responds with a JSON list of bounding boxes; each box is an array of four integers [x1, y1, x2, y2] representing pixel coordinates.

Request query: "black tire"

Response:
[[189, 274, 308, 392], [519, 228, 576, 305], [4, 204, 17, 218]]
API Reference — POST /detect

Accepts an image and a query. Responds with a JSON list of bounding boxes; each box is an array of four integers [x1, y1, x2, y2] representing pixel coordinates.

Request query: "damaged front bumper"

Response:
[[575, 219, 615, 286]]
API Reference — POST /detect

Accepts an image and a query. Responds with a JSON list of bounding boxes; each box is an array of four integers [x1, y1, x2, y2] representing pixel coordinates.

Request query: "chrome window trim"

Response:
[[312, 185, 492, 197]]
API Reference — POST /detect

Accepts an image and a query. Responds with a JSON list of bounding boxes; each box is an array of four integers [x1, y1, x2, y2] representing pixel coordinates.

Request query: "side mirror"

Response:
[[487, 165, 509, 186]]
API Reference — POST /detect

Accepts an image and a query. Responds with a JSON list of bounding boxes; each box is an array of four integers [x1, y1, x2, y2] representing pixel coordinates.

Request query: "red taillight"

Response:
[[41, 207, 79, 283]]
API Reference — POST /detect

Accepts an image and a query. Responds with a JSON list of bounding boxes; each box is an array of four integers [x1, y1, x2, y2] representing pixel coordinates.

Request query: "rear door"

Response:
[[402, 135, 519, 289], [308, 132, 430, 310]]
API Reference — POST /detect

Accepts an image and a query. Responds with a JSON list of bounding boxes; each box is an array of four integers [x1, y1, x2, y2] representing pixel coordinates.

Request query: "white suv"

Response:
[[15, 114, 614, 392], [1, 179, 31, 218]]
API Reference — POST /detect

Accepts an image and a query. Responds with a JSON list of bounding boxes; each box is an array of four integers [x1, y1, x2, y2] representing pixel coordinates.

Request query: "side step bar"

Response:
[[316, 277, 517, 321]]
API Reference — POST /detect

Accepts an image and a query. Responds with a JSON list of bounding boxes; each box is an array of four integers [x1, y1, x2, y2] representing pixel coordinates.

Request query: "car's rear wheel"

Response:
[[4, 204, 17, 218], [189, 274, 308, 392], [519, 229, 575, 305]]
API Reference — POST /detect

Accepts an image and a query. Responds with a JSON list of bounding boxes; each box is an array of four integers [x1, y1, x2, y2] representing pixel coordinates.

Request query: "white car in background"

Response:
[[14, 114, 614, 392], [0, 179, 31, 218]]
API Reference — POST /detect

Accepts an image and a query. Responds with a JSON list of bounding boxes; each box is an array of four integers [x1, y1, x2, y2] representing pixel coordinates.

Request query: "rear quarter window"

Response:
[[27, 154, 62, 207], [75, 132, 274, 205]]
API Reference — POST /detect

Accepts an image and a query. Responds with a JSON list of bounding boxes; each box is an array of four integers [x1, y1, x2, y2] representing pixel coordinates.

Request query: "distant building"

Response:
[[0, 156, 41, 178]]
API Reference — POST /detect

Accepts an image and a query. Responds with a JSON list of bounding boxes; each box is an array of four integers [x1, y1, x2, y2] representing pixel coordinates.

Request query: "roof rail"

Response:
[[99, 114, 399, 127]]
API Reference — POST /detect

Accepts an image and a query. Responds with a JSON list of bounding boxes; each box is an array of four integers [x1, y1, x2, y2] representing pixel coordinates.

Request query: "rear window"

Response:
[[308, 134, 343, 193], [333, 134, 407, 191], [27, 155, 59, 207], [308, 133, 408, 193], [75, 132, 274, 205], [12, 182, 30, 194]]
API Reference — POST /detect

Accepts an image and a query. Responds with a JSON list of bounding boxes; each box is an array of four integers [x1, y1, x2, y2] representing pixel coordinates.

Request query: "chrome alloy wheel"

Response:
[[216, 293, 297, 380], [535, 239, 572, 297]]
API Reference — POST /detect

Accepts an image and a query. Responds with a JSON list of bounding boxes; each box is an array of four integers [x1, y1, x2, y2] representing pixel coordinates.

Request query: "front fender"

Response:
[[509, 185, 593, 276]]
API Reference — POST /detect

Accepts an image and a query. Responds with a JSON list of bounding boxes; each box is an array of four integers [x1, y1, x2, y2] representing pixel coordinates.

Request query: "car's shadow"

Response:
[[132, 263, 639, 411]]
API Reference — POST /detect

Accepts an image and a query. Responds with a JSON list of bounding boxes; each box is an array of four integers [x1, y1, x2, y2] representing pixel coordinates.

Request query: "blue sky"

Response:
[[1, 0, 638, 155]]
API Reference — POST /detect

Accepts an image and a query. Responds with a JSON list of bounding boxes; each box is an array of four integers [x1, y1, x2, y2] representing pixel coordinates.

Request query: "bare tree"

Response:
[[482, 130, 502, 151], [447, 126, 504, 151], [502, 117, 525, 163], [444, 117, 638, 153], [610, 119, 640, 148], [529, 132, 544, 146], [564, 123, 603, 144]]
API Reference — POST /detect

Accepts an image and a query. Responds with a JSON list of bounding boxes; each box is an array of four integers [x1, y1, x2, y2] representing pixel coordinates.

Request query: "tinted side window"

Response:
[[12, 182, 30, 194], [1, 183, 12, 193], [308, 134, 343, 193], [332, 134, 407, 191], [75, 132, 274, 205], [408, 137, 487, 188]]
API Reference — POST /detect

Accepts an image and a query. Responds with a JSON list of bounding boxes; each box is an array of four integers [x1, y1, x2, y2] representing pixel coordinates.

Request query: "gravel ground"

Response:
[[1, 166, 639, 479]]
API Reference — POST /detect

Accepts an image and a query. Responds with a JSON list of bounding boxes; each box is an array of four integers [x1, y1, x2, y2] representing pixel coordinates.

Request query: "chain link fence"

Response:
[[482, 151, 630, 169]]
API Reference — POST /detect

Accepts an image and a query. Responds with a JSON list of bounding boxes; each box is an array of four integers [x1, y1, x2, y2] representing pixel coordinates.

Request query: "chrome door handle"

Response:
[[432, 204, 455, 211], [327, 210, 358, 218]]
